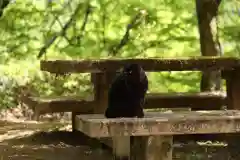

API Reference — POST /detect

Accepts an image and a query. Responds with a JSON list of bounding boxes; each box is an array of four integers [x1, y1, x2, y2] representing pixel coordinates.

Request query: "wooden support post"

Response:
[[33, 106, 40, 121], [72, 112, 80, 132], [91, 72, 116, 113], [72, 112, 76, 132], [33, 112, 40, 121], [225, 68, 240, 150], [225, 68, 240, 110], [112, 136, 173, 160]]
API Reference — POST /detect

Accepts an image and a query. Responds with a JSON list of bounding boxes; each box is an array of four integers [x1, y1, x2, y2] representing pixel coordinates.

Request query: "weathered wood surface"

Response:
[[146, 91, 226, 110], [21, 91, 226, 115], [22, 95, 94, 114], [75, 110, 240, 138], [40, 57, 240, 74]]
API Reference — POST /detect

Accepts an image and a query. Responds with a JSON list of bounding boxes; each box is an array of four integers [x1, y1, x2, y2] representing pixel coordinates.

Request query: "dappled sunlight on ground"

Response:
[[0, 120, 112, 160]]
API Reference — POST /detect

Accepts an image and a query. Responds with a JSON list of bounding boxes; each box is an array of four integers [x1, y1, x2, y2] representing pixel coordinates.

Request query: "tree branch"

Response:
[[100, 0, 108, 47], [75, 2, 91, 45], [109, 10, 146, 56], [54, 14, 72, 43], [37, 3, 82, 59], [0, 0, 10, 17]]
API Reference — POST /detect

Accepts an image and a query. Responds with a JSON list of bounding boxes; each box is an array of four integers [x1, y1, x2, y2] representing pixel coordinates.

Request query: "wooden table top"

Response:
[[40, 57, 240, 74]]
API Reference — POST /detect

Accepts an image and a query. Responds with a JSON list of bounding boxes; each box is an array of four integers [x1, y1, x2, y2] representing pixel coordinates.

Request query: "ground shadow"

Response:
[[4, 129, 111, 149]]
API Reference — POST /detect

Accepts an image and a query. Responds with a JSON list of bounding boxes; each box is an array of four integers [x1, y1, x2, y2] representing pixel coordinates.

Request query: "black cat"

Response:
[[105, 63, 148, 118]]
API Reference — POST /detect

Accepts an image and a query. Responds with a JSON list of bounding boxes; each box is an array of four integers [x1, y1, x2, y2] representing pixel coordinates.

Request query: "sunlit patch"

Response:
[[196, 111, 212, 113]]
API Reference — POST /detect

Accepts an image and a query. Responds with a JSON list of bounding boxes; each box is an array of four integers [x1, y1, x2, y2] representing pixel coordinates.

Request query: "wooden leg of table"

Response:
[[91, 72, 116, 113], [225, 69, 240, 110], [224, 69, 240, 152], [33, 107, 40, 121], [72, 112, 76, 132], [131, 136, 173, 160], [33, 112, 39, 121]]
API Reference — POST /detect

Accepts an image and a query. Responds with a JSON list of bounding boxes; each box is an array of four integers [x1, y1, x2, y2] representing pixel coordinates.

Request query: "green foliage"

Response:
[[0, 0, 239, 109]]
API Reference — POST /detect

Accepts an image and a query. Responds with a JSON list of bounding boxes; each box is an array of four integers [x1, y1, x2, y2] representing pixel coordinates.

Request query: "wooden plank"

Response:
[[145, 91, 226, 110], [75, 110, 240, 138], [21, 92, 226, 114], [22, 95, 94, 114], [40, 57, 240, 74]]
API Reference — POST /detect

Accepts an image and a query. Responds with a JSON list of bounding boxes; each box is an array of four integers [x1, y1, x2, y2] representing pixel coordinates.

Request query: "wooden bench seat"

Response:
[[146, 91, 226, 110], [20, 95, 95, 120], [75, 110, 240, 160], [20, 91, 226, 134], [20, 91, 226, 120]]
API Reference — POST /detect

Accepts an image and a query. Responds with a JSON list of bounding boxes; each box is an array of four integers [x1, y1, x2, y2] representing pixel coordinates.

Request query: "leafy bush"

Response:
[[0, 60, 92, 109]]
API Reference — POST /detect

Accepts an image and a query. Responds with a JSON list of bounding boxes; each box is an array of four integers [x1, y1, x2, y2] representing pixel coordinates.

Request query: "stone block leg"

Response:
[[112, 136, 130, 160], [112, 136, 173, 160]]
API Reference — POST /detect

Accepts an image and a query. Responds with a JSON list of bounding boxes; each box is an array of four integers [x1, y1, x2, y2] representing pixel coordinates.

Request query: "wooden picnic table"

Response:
[[38, 57, 240, 158], [40, 57, 240, 113]]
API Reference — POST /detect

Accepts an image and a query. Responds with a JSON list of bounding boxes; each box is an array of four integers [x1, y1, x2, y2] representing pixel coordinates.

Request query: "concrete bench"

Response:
[[75, 110, 240, 160]]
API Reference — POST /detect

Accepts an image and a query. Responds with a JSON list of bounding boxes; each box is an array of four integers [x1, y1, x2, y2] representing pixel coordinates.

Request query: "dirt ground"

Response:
[[0, 120, 239, 160], [0, 107, 239, 160], [0, 120, 114, 160]]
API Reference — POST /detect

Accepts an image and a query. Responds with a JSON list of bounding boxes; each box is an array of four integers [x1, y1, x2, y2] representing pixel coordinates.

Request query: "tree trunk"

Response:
[[184, 0, 223, 142], [196, 0, 222, 91], [0, 0, 10, 17]]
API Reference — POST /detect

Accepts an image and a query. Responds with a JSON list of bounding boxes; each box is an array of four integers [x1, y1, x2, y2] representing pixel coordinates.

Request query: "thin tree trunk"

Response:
[[184, 0, 223, 142], [196, 0, 222, 91], [0, 0, 10, 17]]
